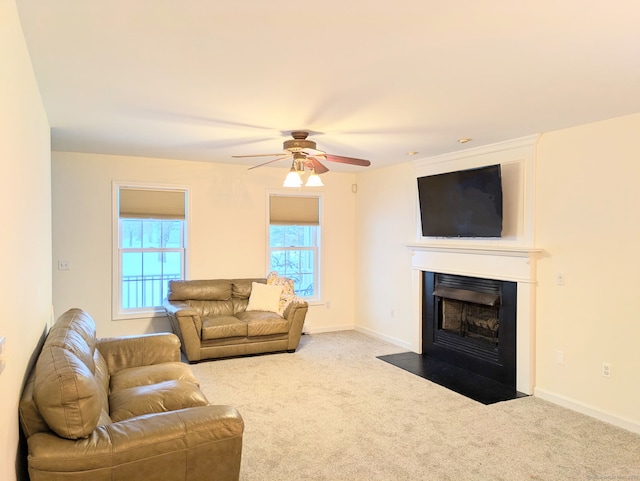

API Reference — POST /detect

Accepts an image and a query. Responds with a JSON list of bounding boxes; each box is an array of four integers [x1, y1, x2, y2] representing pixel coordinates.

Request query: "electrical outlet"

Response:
[[58, 260, 70, 270], [602, 362, 611, 378], [556, 273, 565, 286]]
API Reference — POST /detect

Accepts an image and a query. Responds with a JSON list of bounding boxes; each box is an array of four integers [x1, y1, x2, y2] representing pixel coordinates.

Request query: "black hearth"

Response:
[[423, 272, 517, 388]]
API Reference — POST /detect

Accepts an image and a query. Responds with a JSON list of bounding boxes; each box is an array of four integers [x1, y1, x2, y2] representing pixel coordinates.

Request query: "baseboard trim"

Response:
[[354, 326, 414, 351], [534, 387, 640, 434], [303, 324, 354, 334]]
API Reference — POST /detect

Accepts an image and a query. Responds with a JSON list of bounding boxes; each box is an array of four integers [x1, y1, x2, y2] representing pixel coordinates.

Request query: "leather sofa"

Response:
[[164, 277, 308, 362], [19, 308, 244, 481]]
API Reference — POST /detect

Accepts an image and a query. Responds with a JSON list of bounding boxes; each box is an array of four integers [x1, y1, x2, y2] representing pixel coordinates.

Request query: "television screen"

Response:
[[417, 164, 503, 237]]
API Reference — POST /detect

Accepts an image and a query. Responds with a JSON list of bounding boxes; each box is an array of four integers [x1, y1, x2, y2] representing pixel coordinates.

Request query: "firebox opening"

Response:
[[441, 299, 500, 345]]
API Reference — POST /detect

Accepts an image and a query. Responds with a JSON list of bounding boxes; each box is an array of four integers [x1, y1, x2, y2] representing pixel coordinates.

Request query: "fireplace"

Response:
[[423, 272, 517, 387]]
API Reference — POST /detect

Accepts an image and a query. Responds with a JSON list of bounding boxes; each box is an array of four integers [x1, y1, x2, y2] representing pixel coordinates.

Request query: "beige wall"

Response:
[[52, 152, 357, 337], [354, 112, 640, 432], [0, 1, 52, 480], [354, 162, 417, 348], [534, 112, 640, 429]]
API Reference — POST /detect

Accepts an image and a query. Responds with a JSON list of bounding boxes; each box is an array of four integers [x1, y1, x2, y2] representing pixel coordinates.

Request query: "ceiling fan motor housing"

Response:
[[283, 139, 316, 152], [283, 131, 316, 152]]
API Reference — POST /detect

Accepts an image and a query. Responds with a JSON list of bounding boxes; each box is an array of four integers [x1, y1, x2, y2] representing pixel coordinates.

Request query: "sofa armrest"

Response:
[[97, 333, 181, 374], [164, 300, 203, 362], [27, 405, 244, 481], [283, 299, 308, 350]]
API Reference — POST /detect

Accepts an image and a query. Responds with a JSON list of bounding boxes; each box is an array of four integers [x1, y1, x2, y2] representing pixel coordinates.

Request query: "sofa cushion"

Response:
[[188, 299, 234, 317], [202, 315, 248, 341], [237, 311, 290, 336], [110, 362, 200, 392], [33, 346, 103, 439], [109, 380, 209, 422], [246, 282, 283, 314]]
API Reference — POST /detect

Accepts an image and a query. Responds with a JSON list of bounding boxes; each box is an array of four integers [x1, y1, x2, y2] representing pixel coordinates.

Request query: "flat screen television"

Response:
[[417, 164, 503, 238]]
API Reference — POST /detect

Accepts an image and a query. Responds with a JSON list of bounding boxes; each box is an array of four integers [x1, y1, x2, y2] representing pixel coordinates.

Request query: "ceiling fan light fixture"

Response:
[[305, 170, 324, 187], [283, 165, 303, 188]]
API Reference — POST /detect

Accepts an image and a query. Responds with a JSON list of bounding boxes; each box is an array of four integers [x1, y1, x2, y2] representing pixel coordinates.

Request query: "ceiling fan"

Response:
[[232, 131, 371, 176]]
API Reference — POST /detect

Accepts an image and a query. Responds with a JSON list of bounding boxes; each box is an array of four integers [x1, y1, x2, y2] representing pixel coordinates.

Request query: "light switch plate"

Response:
[[0, 336, 6, 375]]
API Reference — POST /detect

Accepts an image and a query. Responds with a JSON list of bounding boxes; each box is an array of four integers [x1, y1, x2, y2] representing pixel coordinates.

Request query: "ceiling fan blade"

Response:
[[322, 154, 371, 167], [307, 156, 330, 174], [247, 155, 291, 170], [232, 153, 285, 158], [301, 147, 326, 156]]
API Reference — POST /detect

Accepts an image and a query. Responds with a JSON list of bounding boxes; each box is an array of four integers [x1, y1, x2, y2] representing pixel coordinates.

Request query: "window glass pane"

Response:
[[121, 252, 142, 308], [270, 225, 315, 247], [270, 225, 285, 247], [142, 220, 162, 248], [121, 219, 142, 248], [162, 221, 183, 248]]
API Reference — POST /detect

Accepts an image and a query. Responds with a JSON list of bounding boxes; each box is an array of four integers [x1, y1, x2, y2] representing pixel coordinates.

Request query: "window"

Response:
[[268, 194, 321, 299], [113, 184, 188, 319]]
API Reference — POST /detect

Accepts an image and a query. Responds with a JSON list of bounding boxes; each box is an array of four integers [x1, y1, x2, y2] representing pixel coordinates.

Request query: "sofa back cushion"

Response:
[[168, 278, 266, 315], [31, 308, 105, 439], [168, 279, 234, 301], [45, 308, 98, 372], [33, 345, 103, 439]]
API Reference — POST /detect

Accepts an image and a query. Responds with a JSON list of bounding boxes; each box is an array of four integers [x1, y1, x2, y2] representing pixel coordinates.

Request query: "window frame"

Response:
[[266, 190, 322, 302], [112, 182, 190, 320]]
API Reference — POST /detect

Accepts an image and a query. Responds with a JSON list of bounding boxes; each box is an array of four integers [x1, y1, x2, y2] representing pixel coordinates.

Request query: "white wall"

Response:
[[52, 152, 357, 337], [354, 113, 640, 432], [534, 112, 640, 430], [0, 1, 52, 479]]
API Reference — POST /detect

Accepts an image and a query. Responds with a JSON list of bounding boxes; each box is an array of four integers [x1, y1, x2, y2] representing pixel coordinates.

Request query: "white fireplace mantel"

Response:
[[407, 243, 542, 283], [407, 242, 543, 394]]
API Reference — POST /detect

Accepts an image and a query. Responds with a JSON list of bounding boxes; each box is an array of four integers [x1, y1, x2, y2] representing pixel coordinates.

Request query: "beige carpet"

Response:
[[190, 330, 640, 481]]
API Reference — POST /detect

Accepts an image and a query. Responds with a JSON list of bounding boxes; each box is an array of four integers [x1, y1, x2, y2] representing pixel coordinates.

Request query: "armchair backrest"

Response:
[[20, 308, 112, 440]]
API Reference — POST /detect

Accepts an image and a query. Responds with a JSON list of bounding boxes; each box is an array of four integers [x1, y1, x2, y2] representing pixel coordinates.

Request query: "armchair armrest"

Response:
[[27, 405, 244, 480], [97, 333, 181, 373]]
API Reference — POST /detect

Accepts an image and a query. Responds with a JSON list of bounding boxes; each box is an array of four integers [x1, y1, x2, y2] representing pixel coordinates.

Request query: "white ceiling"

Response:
[[15, 0, 640, 172]]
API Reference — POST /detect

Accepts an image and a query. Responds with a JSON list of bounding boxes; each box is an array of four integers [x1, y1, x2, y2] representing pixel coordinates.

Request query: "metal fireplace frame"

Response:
[[423, 271, 517, 387]]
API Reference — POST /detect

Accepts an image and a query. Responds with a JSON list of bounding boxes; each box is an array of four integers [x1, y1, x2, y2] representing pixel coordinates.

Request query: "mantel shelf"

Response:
[[406, 243, 544, 258]]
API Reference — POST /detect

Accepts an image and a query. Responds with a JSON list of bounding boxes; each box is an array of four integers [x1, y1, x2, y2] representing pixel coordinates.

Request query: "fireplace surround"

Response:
[[408, 243, 540, 394]]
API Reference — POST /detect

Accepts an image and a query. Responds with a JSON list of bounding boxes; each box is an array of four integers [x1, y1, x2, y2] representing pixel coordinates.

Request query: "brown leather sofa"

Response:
[[19, 308, 244, 481], [164, 278, 308, 362]]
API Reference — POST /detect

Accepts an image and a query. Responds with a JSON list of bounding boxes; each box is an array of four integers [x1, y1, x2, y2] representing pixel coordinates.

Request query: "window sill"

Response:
[[112, 308, 166, 321]]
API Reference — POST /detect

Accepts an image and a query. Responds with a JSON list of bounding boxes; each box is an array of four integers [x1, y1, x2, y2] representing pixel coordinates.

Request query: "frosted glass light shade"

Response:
[[283, 169, 303, 188], [305, 171, 324, 187]]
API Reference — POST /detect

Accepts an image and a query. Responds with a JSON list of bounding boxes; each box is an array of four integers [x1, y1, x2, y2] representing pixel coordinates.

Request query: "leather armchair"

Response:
[[19, 308, 244, 481]]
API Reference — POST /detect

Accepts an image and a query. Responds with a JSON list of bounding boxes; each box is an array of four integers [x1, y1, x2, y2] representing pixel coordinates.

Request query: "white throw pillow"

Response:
[[246, 282, 283, 314]]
